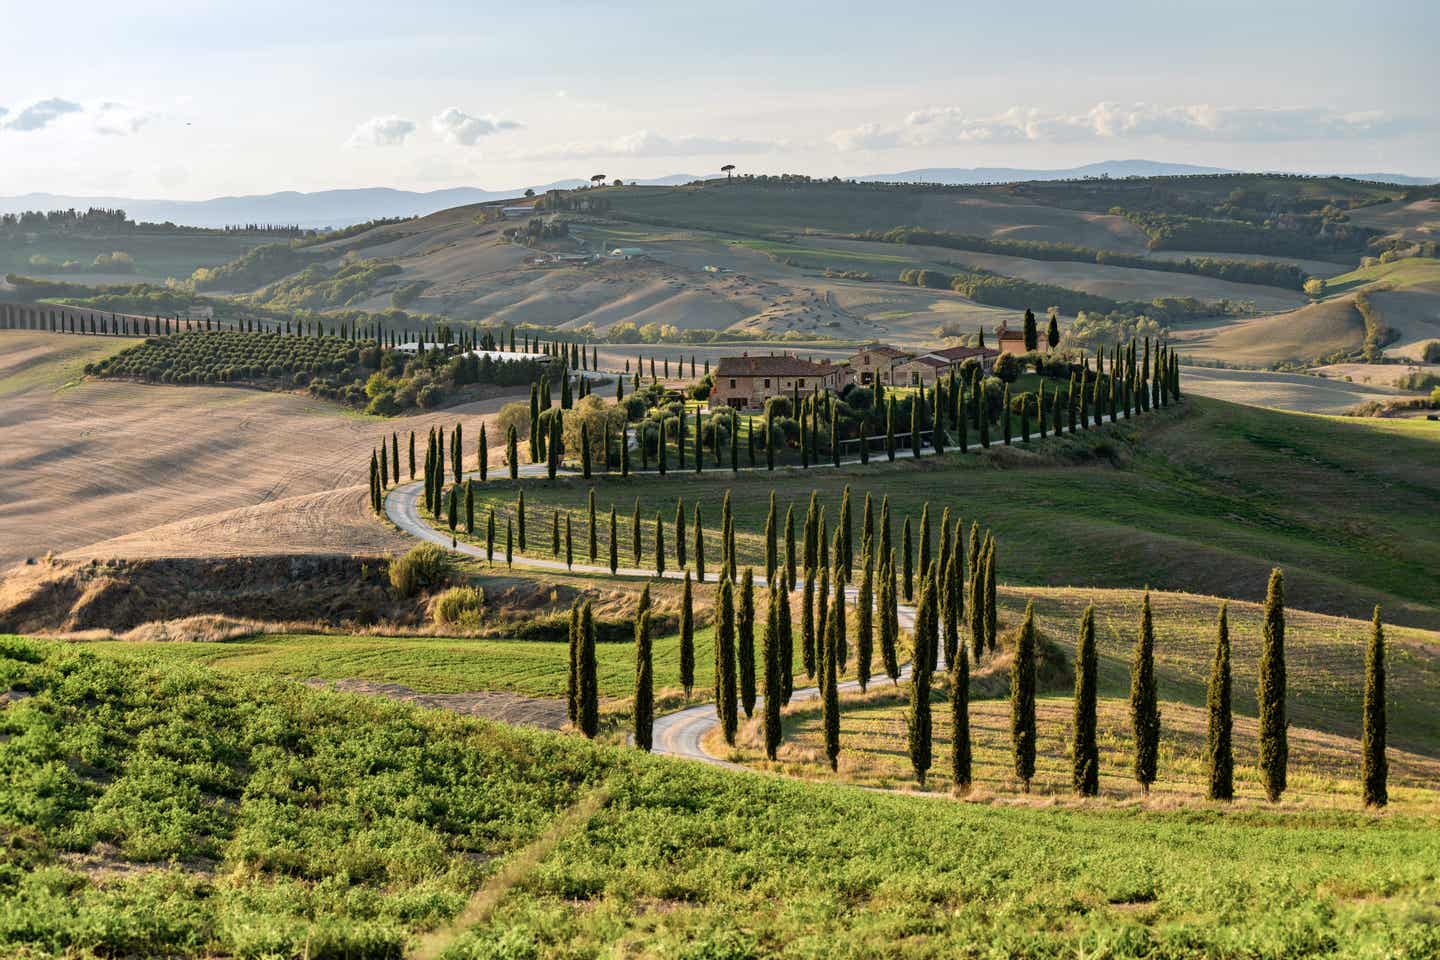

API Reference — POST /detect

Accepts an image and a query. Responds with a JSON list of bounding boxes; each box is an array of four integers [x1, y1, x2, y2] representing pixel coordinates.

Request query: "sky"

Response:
[[1, 0, 1436, 199]]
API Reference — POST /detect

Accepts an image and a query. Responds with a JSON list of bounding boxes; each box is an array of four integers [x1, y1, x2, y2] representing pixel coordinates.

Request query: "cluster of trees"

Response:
[[88, 329, 362, 386], [867, 227, 1310, 290], [898, 268, 1244, 323], [0, 207, 304, 239], [247, 259, 404, 312], [190, 243, 325, 292]]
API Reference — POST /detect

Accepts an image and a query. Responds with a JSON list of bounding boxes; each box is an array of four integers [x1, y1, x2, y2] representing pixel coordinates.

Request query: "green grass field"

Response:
[[6, 637, 1440, 959], [0, 233, 282, 285], [433, 398, 1440, 630], [1322, 256, 1440, 296]]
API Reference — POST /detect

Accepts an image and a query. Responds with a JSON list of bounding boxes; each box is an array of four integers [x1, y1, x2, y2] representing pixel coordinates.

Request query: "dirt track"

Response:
[[0, 332, 525, 568]]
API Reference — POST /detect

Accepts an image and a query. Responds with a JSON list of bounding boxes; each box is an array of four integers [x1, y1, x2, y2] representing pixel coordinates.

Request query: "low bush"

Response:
[[388, 543, 452, 598], [430, 585, 485, 628]]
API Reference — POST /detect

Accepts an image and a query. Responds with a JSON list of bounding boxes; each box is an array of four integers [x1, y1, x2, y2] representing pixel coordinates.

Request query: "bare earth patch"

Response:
[[302, 677, 568, 729]]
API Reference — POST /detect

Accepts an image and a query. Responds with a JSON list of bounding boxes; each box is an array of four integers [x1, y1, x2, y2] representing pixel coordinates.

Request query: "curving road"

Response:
[[386, 478, 924, 765]]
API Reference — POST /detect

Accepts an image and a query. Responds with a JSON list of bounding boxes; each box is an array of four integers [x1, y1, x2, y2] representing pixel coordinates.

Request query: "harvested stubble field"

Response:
[[0, 331, 524, 568]]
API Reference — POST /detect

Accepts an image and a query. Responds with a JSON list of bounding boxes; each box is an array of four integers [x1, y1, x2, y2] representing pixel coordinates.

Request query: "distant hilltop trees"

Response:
[[0, 207, 304, 239]]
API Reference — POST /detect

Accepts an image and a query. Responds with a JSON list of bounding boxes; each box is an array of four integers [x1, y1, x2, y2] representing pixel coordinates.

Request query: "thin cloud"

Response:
[[2, 98, 83, 132], [832, 102, 1415, 150], [521, 129, 782, 161], [432, 107, 521, 146], [346, 115, 416, 147], [93, 102, 153, 136]]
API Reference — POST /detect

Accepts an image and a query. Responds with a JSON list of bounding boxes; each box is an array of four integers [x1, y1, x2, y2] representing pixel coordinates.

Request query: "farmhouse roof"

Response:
[[922, 345, 1000, 363], [715, 354, 836, 378], [855, 343, 910, 359], [997, 328, 1026, 341]]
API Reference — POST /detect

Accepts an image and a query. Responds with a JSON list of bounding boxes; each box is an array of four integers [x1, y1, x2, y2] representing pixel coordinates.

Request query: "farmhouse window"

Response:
[[729, 378, 736, 388]]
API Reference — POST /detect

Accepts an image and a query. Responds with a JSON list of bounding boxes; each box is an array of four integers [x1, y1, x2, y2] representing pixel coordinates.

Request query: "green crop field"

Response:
[[429, 398, 1440, 630], [4, 637, 1439, 959], [0, 233, 282, 285]]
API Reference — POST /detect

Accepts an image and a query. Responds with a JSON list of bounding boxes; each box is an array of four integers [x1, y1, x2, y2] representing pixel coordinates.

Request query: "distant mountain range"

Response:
[[2, 161, 1432, 229]]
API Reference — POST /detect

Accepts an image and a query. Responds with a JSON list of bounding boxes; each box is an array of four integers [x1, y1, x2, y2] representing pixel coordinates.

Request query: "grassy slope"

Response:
[[5, 637, 1439, 959], [0, 233, 280, 286], [441, 398, 1440, 630]]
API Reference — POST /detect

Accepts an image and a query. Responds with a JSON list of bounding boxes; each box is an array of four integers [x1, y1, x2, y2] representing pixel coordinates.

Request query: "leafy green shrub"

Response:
[[1423, 341, 1440, 363], [388, 543, 452, 598], [431, 586, 485, 628]]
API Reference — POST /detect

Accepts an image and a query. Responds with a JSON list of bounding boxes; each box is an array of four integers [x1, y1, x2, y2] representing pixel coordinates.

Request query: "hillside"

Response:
[[4, 637, 1439, 958]]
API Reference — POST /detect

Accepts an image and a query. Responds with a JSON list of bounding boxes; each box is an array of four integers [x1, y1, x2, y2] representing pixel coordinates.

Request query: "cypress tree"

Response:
[[693, 502, 706, 583], [820, 584, 841, 771], [764, 492, 778, 585], [478, 425, 488, 482], [984, 537, 997, 653], [941, 535, 960, 670], [620, 422, 630, 477], [565, 515, 574, 570], [918, 504, 931, 598], [672, 496, 686, 567], [567, 600, 581, 724], [505, 516, 513, 567], [784, 504, 797, 591], [485, 508, 496, 563], [817, 565, 830, 673], [586, 489, 598, 561], [839, 485, 853, 577], [1073, 604, 1100, 796], [579, 602, 598, 737], [608, 506, 618, 574], [1257, 568, 1288, 802], [716, 577, 738, 745], [1011, 599, 1037, 791], [516, 490, 527, 551], [679, 571, 695, 697], [856, 545, 874, 691], [969, 532, 986, 663], [552, 510, 561, 556], [886, 396, 897, 461], [832, 552, 847, 674], [634, 607, 653, 752], [465, 482, 475, 535], [902, 516, 913, 601], [409, 431, 416, 479], [879, 551, 900, 683], [763, 584, 783, 760], [802, 570, 817, 678], [778, 573, 794, 702], [735, 569, 758, 717], [1362, 605, 1388, 808], [631, 498, 642, 566], [951, 638, 972, 793], [802, 491, 818, 573], [910, 391, 923, 459], [1206, 603, 1233, 802], [1130, 591, 1161, 795], [380, 441, 390, 487], [507, 425, 519, 480], [908, 570, 935, 786]]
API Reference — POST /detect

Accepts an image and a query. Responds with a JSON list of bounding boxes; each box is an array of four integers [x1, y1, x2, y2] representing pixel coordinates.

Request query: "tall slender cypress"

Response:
[[856, 545, 874, 691], [839, 485, 853, 577], [763, 585, 783, 760], [784, 504, 797, 591], [1257, 568, 1288, 802], [654, 511, 665, 576], [983, 537, 997, 653], [778, 574, 794, 702], [902, 516, 913, 601], [1362, 605, 1388, 808], [679, 571, 695, 697], [716, 577, 738, 745], [693, 503, 706, 583], [608, 506, 619, 574], [801, 570, 817, 678], [674, 497, 686, 567], [1205, 603, 1233, 802], [1130, 591, 1161, 795], [738, 568, 757, 719], [1073, 604, 1100, 797], [567, 600, 581, 724], [951, 639, 971, 794], [764, 492, 778, 585], [880, 550, 900, 682], [633, 608, 653, 751], [908, 569, 935, 786], [820, 585, 841, 771], [478, 425, 488, 481], [1011, 600, 1037, 792], [578, 602, 598, 737]]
